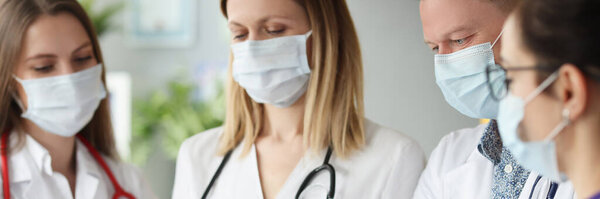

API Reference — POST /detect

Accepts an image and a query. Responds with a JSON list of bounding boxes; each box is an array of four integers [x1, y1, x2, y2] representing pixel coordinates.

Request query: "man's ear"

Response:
[[555, 64, 588, 121]]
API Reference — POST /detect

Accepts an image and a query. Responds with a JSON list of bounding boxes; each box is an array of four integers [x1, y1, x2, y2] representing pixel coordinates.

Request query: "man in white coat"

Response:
[[414, 0, 576, 198]]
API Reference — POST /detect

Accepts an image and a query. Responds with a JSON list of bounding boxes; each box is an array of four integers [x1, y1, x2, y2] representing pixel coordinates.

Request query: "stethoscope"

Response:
[[0, 129, 136, 199], [202, 147, 336, 199], [528, 175, 559, 199]]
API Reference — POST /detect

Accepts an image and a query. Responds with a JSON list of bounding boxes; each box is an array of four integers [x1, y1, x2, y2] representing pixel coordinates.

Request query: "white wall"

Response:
[[346, 0, 478, 154], [99, 0, 478, 198]]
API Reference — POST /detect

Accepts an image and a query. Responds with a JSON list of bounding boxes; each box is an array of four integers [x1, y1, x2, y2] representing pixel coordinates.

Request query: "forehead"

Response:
[[226, 0, 306, 24], [21, 12, 90, 56], [420, 0, 497, 42], [500, 14, 534, 65], [501, 15, 520, 51]]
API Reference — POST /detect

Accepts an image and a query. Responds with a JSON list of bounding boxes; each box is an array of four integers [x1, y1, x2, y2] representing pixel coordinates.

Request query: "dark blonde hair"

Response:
[[218, 0, 365, 158], [0, 0, 117, 158]]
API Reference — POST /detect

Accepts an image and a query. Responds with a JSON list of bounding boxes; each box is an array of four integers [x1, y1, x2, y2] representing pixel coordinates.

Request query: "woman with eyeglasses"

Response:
[[486, 0, 600, 198]]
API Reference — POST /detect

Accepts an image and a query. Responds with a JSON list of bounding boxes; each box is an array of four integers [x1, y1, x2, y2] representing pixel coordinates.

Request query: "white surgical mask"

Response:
[[232, 31, 312, 108], [13, 64, 107, 137], [434, 31, 504, 119], [498, 71, 570, 182]]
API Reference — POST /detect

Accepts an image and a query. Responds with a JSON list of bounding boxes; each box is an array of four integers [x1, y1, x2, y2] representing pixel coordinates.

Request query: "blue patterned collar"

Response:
[[478, 120, 503, 165], [478, 120, 532, 198]]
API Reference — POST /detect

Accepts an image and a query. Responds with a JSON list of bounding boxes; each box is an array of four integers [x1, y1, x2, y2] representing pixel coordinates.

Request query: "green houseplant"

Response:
[[79, 0, 124, 36], [130, 81, 225, 165]]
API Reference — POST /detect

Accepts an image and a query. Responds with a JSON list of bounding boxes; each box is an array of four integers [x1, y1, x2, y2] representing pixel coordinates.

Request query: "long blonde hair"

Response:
[[218, 0, 365, 158], [0, 0, 118, 159]]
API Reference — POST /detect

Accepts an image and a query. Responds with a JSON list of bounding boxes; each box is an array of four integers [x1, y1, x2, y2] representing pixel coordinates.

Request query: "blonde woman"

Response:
[[0, 0, 154, 198], [171, 0, 426, 198]]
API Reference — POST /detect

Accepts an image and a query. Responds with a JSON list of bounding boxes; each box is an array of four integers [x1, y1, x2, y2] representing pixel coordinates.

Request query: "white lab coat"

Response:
[[413, 124, 576, 199], [172, 119, 426, 199], [0, 131, 156, 199]]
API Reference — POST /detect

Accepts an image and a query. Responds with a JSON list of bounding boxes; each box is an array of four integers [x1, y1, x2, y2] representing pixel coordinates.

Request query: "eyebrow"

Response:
[[25, 54, 57, 61], [72, 42, 92, 54], [25, 42, 92, 61], [424, 24, 472, 46], [228, 15, 294, 27]]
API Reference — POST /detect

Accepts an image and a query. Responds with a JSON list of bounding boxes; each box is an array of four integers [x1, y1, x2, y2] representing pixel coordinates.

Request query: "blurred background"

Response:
[[84, 0, 478, 198]]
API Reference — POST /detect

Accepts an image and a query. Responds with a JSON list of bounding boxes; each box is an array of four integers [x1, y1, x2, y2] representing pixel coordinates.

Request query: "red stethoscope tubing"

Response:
[[0, 130, 135, 199], [1, 133, 9, 199]]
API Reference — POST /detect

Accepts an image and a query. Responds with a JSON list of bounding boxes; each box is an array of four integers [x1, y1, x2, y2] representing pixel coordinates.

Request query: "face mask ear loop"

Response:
[[11, 75, 27, 112], [490, 28, 505, 49], [525, 71, 560, 103], [544, 109, 571, 142], [305, 30, 313, 39]]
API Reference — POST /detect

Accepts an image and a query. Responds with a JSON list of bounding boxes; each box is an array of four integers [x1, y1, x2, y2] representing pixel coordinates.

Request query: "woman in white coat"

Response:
[[171, 0, 426, 198], [0, 0, 154, 198]]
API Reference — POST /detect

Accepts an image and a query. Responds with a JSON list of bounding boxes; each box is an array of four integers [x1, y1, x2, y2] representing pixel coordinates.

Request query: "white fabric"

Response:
[[412, 124, 576, 199], [13, 64, 106, 137], [172, 119, 426, 198], [231, 32, 312, 108], [0, 130, 156, 199]]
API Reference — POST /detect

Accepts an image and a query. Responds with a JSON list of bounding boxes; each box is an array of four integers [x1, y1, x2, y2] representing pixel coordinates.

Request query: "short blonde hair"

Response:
[[218, 0, 366, 159]]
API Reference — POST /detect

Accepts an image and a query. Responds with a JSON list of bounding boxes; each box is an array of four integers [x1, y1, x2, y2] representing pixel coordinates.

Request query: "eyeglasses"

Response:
[[485, 64, 557, 101]]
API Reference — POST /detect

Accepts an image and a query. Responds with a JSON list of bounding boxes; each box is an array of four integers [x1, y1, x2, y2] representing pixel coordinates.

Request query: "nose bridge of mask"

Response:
[[17, 64, 106, 109], [232, 32, 311, 75], [434, 43, 495, 79]]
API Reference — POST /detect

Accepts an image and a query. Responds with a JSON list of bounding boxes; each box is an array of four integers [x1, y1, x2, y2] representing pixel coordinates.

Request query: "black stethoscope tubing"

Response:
[[201, 147, 335, 199]]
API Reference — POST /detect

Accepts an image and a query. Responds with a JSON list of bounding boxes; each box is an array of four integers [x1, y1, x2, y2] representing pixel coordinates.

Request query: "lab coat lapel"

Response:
[[443, 148, 494, 199], [276, 148, 331, 199], [12, 149, 43, 199], [231, 145, 264, 198], [8, 143, 33, 184], [74, 140, 100, 199]]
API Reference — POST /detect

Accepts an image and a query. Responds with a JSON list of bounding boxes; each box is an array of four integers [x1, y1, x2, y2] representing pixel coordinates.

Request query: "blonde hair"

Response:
[[0, 0, 118, 159], [218, 0, 365, 158]]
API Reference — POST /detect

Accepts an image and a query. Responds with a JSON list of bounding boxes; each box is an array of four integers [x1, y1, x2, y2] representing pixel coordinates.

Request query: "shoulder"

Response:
[[340, 119, 426, 197], [172, 126, 225, 198], [413, 123, 492, 199], [177, 126, 224, 165], [363, 119, 424, 157], [346, 119, 426, 173], [430, 123, 487, 165]]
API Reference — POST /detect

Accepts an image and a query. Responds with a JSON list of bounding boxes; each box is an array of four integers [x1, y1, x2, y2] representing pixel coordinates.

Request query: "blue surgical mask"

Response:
[[498, 71, 570, 182], [434, 31, 504, 119]]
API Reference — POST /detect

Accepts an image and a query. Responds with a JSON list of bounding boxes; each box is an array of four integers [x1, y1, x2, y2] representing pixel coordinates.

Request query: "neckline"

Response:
[[249, 144, 328, 199]]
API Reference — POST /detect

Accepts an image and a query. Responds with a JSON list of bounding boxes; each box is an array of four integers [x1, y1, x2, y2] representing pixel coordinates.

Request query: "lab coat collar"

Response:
[[443, 146, 494, 198], [24, 133, 54, 176], [274, 146, 331, 199], [231, 144, 331, 199], [7, 131, 101, 198], [74, 138, 101, 199], [7, 130, 32, 183]]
